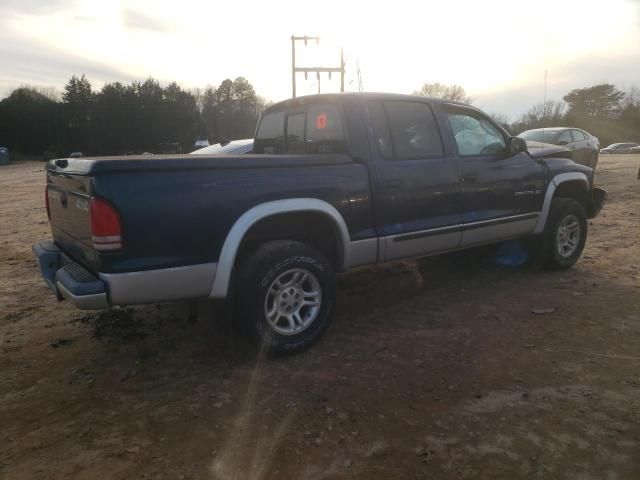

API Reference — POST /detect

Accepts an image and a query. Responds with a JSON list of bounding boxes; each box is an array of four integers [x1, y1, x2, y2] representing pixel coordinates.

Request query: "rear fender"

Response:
[[209, 198, 351, 299]]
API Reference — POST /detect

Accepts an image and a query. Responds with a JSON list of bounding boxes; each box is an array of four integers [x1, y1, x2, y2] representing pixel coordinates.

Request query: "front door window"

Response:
[[446, 113, 505, 156]]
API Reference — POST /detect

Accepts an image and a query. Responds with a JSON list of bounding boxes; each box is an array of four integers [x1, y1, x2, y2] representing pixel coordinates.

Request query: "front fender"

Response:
[[533, 172, 589, 234]]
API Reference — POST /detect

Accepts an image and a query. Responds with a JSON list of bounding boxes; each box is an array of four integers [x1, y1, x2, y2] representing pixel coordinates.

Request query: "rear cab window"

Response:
[[305, 104, 346, 154], [254, 111, 284, 153], [254, 103, 346, 155], [285, 113, 306, 153]]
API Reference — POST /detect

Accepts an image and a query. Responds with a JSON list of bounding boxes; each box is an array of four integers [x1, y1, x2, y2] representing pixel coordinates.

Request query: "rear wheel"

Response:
[[235, 240, 336, 354]]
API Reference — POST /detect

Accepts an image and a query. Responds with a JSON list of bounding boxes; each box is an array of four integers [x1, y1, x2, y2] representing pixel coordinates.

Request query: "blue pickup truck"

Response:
[[34, 93, 606, 353]]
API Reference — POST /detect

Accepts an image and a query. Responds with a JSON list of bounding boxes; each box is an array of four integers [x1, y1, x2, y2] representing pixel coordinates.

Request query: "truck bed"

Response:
[[45, 153, 372, 277], [47, 154, 353, 175]]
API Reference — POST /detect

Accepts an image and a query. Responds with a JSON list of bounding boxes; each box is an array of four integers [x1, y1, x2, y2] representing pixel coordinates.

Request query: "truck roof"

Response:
[[265, 92, 470, 113]]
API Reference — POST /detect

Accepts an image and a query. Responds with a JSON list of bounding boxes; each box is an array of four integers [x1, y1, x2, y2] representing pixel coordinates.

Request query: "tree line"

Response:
[[0, 75, 267, 158], [415, 82, 640, 148], [2, 76, 639, 158]]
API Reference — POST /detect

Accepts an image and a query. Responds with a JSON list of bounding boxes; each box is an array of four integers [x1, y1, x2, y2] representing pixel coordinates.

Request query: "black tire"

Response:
[[532, 197, 588, 270], [235, 240, 336, 354]]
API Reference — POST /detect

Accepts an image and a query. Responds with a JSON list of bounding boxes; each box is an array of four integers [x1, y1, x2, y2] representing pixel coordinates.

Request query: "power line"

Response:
[[290, 35, 344, 97]]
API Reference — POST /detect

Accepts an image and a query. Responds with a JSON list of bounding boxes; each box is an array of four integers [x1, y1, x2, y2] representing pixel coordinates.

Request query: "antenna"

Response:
[[356, 57, 363, 92], [542, 70, 548, 153], [543, 69, 548, 116]]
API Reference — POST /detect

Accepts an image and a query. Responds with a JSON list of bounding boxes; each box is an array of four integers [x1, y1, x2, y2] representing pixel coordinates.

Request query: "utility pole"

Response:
[[290, 35, 345, 98]]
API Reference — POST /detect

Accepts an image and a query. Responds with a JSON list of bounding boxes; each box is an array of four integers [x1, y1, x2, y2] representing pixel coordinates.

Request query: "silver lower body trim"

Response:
[[349, 238, 378, 267], [461, 216, 538, 246], [386, 231, 461, 262], [382, 213, 540, 262], [56, 281, 109, 310], [101, 262, 217, 305]]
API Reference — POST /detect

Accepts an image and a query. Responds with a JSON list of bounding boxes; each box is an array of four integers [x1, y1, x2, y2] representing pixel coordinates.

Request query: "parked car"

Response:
[[191, 138, 253, 155], [600, 143, 640, 155], [631, 145, 640, 154], [193, 136, 209, 149], [33, 93, 606, 354], [521, 141, 573, 160], [518, 127, 599, 169]]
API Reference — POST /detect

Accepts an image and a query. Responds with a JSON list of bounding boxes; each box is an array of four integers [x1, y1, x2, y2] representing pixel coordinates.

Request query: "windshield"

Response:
[[519, 130, 559, 144]]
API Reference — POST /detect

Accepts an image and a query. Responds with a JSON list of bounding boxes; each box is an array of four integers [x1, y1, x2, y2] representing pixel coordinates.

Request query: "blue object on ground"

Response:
[[495, 239, 528, 267], [0, 147, 9, 165]]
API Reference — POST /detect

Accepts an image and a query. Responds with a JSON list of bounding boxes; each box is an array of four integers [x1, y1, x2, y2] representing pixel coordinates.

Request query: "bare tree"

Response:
[[510, 100, 566, 133], [489, 113, 510, 131], [414, 82, 473, 104], [621, 85, 640, 109]]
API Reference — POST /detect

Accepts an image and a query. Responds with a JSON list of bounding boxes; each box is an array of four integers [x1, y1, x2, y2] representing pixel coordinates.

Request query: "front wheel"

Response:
[[531, 197, 588, 270], [235, 240, 336, 354]]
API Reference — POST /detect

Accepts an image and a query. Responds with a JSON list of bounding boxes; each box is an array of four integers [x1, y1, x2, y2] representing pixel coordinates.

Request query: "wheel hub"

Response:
[[278, 286, 302, 313], [264, 268, 322, 336], [555, 214, 581, 258]]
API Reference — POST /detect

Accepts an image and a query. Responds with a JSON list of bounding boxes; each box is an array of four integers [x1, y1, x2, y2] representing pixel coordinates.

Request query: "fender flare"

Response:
[[209, 198, 351, 298], [533, 172, 589, 234]]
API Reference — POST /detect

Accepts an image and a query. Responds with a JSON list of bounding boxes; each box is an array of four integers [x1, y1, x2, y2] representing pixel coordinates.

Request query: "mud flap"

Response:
[[588, 187, 607, 218]]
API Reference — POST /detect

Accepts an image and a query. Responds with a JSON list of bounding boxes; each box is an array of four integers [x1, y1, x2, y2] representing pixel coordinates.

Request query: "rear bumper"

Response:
[[32, 240, 108, 310], [33, 240, 218, 309], [588, 187, 607, 218]]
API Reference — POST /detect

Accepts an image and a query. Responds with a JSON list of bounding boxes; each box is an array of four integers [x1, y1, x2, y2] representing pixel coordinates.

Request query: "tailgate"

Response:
[[47, 166, 95, 268]]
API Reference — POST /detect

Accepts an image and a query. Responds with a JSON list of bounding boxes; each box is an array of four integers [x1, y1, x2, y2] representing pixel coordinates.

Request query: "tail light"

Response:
[[90, 197, 122, 251], [45, 186, 51, 220]]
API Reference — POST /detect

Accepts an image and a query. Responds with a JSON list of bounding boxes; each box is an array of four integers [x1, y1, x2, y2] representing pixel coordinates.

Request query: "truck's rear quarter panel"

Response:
[[53, 155, 373, 275]]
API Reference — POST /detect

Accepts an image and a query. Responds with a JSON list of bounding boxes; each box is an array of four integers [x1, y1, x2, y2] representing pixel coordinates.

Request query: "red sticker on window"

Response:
[[316, 113, 327, 129]]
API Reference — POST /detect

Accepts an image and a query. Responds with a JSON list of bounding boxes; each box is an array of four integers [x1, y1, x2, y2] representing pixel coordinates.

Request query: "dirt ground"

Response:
[[1, 156, 639, 480]]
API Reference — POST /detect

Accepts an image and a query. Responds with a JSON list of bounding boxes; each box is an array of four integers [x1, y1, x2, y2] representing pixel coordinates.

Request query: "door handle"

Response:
[[385, 178, 404, 188]]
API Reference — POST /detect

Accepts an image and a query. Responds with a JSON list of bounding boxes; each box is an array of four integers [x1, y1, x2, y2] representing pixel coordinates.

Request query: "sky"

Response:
[[1, 0, 639, 119]]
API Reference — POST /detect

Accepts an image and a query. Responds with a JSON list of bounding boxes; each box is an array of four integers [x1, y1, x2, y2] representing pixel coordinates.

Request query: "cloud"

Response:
[[122, 8, 174, 33], [0, 29, 129, 98], [475, 51, 640, 120], [0, 0, 73, 15]]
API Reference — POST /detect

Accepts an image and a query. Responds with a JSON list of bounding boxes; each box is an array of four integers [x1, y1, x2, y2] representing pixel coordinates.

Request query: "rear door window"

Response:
[[254, 111, 285, 153], [558, 130, 572, 145], [385, 101, 444, 159], [571, 130, 586, 142], [305, 104, 346, 154]]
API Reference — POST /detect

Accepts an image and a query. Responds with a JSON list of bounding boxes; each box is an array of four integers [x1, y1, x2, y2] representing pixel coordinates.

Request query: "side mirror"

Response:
[[558, 140, 569, 146], [508, 136, 528, 156]]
